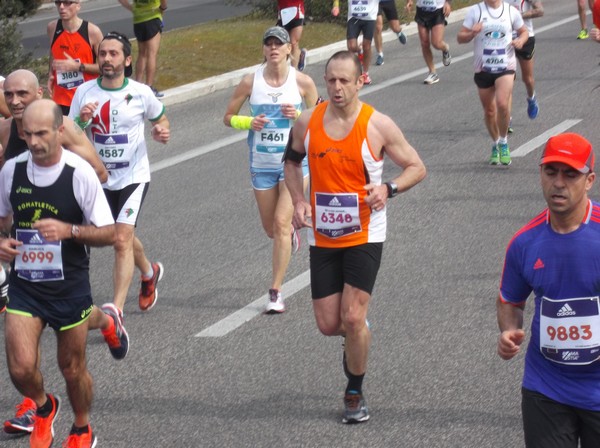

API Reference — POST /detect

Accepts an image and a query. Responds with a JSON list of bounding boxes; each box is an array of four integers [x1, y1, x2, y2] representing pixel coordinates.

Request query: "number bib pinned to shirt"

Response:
[[350, 0, 369, 18], [256, 119, 289, 154], [315, 192, 361, 238], [57, 59, 85, 90], [94, 133, 130, 170], [540, 296, 600, 365], [15, 229, 64, 282]]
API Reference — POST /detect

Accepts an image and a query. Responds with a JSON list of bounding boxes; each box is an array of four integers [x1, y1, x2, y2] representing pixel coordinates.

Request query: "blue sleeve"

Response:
[[500, 238, 531, 303]]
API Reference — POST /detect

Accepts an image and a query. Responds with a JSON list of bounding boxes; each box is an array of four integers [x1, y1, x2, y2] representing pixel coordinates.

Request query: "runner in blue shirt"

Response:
[[497, 132, 600, 447]]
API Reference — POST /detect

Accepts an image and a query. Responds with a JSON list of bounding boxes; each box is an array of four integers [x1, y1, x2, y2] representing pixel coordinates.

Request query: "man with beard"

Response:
[[69, 32, 170, 317]]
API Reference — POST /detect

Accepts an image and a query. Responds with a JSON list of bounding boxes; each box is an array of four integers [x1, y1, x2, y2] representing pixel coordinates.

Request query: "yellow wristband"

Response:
[[333, 0, 339, 7], [295, 109, 301, 120], [230, 115, 252, 130]]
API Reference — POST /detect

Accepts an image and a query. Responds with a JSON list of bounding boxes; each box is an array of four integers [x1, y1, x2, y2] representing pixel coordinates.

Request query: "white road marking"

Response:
[[195, 270, 311, 337], [511, 120, 582, 157]]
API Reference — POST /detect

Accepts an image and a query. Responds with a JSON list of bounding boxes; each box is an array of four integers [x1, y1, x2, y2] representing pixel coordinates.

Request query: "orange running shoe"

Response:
[[30, 394, 60, 448], [3, 397, 36, 434], [62, 424, 97, 448], [138, 262, 164, 311]]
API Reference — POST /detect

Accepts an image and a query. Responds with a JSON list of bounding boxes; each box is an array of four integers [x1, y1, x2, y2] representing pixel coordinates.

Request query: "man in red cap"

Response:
[[496, 132, 600, 447]]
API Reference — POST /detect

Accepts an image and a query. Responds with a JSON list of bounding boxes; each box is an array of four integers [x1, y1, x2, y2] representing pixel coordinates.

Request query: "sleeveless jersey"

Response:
[[50, 20, 97, 107], [462, 1, 524, 73], [278, 0, 305, 26], [347, 0, 379, 21], [8, 157, 88, 299], [68, 77, 165, 190], [133, 0, 162, 24], [4, 120, 28, 162], [416, 0, 446, 12], [505, 0, 535, 36], [304, 101, 386, 248], [500, 201, 600, 411], [248, 66, 302, 171]]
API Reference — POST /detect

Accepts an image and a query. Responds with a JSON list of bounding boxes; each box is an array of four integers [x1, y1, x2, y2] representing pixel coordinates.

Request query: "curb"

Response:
[[160, 7, 469, 107]]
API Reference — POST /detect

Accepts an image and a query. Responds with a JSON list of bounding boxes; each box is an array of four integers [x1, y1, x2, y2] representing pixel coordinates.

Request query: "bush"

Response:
[[0, 0, 43, 76]]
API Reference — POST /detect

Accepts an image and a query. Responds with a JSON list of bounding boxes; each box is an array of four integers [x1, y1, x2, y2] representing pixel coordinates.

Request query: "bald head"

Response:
[[23, 99, 63, 130], [5, 69, 39, 91]]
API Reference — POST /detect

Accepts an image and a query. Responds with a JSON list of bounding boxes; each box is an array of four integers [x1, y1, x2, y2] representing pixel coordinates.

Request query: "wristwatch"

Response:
[[79, 63, 85, 73], [71, 224, 81, 240], [385, 181, 398, 198]]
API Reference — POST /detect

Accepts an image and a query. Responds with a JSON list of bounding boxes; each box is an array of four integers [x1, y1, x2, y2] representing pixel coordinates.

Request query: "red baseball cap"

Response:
[[540, 133, 595, 174]]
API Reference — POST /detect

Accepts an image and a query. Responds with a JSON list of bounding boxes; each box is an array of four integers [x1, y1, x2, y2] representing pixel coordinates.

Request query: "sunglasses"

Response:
[[54, 1, 79, 6]]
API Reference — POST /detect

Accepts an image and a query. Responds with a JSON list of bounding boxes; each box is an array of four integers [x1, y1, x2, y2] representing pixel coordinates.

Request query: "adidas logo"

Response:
[[104, 136, 116, 144], [557, 303, 576, 317], [533, 258, 544, 270], [328, 197, 342, 207], [562, 351, 579, 361], [31, 233, 44, 244]]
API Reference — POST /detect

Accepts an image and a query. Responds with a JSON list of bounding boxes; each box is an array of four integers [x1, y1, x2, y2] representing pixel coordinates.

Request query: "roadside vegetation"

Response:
[[3, 0, 478, 91]]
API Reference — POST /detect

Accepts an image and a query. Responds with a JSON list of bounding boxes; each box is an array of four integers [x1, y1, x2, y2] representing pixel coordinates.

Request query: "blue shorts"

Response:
[[250, 164, 308, 191], [6, 285, 93, 331]]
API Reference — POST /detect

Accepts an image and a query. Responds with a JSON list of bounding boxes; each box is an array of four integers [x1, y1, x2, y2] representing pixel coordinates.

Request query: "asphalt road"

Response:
[[18, 0, 252, 58], [2, 0, 600, 447]]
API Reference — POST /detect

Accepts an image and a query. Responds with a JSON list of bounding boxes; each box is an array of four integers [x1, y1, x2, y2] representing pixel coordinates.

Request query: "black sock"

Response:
[[345, 372, 365, 395], [70, 424, 90, 435], [36, 395, 53, 417]]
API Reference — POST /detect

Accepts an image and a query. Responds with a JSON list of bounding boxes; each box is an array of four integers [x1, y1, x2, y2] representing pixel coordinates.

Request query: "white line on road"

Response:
[[511, 120, 582, 157], [195, 270, 311, 337]]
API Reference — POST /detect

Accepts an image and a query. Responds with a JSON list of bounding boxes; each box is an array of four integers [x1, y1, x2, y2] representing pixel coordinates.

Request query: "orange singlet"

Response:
[[304, 101, 386, 248], [50, 20, 97, 108]]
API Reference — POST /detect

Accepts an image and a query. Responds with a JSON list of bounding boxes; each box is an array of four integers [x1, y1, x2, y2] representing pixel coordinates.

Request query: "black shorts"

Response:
[[277, 17, 305, 32], [415, 7, 446, 29], [378, 1, 399, 21], [59, 104, 70, 116], [134, 17, 163, 42], [522, 387, 600, 448], [347, 18, 376, 41], [7, 285, 93, 331], [474, 70, 516, 89], [103, 182, 149, 226], [516, 36, 536, 60], [309, 243, 383, 299]]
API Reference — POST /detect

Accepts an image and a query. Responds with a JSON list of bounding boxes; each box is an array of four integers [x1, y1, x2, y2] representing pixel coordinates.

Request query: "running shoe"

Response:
[[508, 117, 513, 134], [139, 261, 164, 311], [375, 54, 384, 66], [577, 29, 589, 40], [30, 394, 60, 448], [62, 424, 97, 448], [527, 97, 539, 119], [150, 86, 164, 98], [101, 303, 129, 360], [398, 31, 407, 45], [363, 72, 372, 85], [489, 144, 500, 165], [358, 48, 364, 63], [423, 72, 439, 85], [0, 274, 8, 314], [265, 288, 285, 314], [342, 391, 369, 424], [3, 397, 36, 434], [297, 48, 307, 72], [499, 142, 511, 166], [442, 47, 452, 66], [291, 228, 301, 254]]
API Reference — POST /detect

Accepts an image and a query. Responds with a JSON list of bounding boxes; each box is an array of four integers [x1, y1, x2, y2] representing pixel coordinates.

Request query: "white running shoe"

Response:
[[424, 72, 439, 85], [291, 228, 301, 254], [265, 289, 285, 314]]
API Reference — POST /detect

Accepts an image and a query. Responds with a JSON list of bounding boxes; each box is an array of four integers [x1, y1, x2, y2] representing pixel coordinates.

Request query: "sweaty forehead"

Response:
[[99, 39, 123, 53], [4, 77, 35, 94]]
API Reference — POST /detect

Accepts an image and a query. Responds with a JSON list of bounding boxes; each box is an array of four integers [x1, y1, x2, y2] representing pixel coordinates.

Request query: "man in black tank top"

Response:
[[0, 100, 125, 446]]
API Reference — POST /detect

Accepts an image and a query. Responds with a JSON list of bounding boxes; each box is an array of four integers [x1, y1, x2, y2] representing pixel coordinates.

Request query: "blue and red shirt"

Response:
[[500, 200, 600, 411]]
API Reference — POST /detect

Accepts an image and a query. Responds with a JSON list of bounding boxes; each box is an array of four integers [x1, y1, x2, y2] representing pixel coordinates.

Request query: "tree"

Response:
[[0, 0, 43, 75]]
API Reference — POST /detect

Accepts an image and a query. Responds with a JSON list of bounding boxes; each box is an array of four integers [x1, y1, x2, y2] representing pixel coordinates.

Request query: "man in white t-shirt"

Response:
[[69, 31, 170, 315]]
